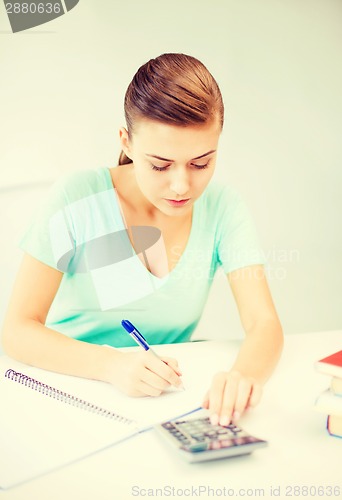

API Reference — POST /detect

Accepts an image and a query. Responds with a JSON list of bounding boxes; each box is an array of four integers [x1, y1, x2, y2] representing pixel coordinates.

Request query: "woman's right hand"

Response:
[[105, 349, 183, 397]]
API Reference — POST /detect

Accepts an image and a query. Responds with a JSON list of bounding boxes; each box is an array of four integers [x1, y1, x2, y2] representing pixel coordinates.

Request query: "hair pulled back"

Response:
[[118, 53, 224, 165]]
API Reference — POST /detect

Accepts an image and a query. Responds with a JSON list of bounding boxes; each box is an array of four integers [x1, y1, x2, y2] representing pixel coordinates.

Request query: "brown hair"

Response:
[[118, 53, 224, 165]]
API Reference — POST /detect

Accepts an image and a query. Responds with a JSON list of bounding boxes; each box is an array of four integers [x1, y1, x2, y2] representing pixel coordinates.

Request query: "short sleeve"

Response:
[[215, 187, 266, 274], [18, 177, 76, 272]]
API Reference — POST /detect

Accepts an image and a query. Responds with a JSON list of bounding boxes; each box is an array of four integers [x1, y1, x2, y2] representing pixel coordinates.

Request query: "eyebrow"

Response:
[[145, 150, 216, 162]]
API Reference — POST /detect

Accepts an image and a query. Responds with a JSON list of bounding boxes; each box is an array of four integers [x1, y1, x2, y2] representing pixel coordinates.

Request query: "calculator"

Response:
[[154, 413, 268, 463]]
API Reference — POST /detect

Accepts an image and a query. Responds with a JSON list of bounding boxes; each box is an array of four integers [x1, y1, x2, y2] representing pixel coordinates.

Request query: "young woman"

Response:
[[1, 53, 283, 426]]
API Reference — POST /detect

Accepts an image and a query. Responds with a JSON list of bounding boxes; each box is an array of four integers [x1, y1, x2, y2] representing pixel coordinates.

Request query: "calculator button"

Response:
[[219, 439, 235, 448], [191, 431, 205, 437], [204, 431, 218, 438], [163, 422, 175, 430], [179, 424, 192, 430], [178, 436, 190, 442], [186, 442, 209, 452], [233, 436, 250, 445], [210, 441, 222, 450], [230, 425, 242, 433]]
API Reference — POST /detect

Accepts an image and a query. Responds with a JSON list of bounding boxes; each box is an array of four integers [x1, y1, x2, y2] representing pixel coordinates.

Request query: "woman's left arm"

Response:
[[203, 264, 284, 425]]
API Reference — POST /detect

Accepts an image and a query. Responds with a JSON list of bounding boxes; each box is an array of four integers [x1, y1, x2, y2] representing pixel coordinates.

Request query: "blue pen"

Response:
[[121, 319, 152, 352], [121, 319, 185, 390]]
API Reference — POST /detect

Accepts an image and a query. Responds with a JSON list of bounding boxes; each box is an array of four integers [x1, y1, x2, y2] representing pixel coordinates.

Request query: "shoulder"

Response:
[[200, 180, 243, 215], [50, 167, 111, 204]]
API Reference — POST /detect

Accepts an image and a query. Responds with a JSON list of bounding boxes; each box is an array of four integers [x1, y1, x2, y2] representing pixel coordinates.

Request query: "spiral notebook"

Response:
[[0, 354, 203, 489]]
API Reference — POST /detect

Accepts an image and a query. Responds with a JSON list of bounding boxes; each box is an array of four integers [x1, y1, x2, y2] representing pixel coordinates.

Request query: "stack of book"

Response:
[[315, 350, 342, 438]]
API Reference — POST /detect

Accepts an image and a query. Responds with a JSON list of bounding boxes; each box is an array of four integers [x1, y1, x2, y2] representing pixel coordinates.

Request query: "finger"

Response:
[[136, 379, 163, 397], [207, 372, 227, 425], [202, 389, 209, 408], [219, 371, 240, 426], [161, 357, 185, 389], [232, 378, 253, 422], [161, 356, 183, 376], [247, 382, 263, 408], [141, 366, 172, 392], [144, 351, 183, 387]]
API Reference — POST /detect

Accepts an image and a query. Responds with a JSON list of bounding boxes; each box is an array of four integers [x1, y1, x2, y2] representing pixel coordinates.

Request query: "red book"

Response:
[[316, 350, 342, 378]]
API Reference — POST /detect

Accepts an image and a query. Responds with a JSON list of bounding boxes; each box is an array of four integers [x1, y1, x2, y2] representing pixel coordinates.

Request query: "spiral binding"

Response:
[[5, 368, 135, 425]]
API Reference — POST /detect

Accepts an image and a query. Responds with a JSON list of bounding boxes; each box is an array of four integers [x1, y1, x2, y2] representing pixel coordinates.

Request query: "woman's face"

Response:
[[120, 118, 222, 217]]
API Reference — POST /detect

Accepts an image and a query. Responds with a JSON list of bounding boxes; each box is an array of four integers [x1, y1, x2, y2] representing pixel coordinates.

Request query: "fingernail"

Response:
[[220, 415, 230, 426], [210, 414, 219, 425], [233, 410, 240, 422]]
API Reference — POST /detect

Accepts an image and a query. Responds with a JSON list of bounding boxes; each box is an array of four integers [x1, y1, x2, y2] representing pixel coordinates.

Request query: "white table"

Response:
[[1, 331, 341, 500]]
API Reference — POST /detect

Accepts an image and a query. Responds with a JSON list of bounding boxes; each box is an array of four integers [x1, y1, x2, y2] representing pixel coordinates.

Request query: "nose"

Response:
[[169, 167, 190, 197]]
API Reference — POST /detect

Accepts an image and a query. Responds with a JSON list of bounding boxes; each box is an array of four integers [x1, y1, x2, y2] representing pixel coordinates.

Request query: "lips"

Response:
[[164, 198, 191, 207]]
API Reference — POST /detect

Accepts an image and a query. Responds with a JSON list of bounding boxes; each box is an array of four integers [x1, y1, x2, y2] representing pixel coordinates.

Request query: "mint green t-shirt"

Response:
[[19, 167, 265, 347]]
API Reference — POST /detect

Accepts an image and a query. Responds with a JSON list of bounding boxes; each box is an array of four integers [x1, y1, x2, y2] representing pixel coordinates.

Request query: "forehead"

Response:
[[131, 119, 221, 159]]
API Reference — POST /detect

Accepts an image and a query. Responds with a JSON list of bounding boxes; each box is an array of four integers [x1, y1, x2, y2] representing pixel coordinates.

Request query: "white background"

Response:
[[0, 0, 341, 347]]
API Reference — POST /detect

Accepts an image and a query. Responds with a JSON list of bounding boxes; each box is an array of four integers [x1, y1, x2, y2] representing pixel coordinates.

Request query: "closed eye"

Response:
[[192, 162, 210, 169], [151, 164, 170, 172], [150, 160, 211, 172]]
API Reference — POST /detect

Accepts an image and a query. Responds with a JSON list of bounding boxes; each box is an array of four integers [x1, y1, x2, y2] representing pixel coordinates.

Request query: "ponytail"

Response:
[[118, 150, 133, 165]]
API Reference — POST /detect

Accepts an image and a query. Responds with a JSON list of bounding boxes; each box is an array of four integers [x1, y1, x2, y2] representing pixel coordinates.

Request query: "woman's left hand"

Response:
[[202, 370, 263, 426]]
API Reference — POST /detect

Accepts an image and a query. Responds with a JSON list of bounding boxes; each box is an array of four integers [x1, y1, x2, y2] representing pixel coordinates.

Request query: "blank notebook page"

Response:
[[0, 367, 138, 489], [0, 341, 236, 489]]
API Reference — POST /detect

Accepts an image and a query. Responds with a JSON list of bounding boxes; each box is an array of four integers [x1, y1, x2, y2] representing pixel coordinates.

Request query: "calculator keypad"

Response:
[[161, 417, 259, 452]]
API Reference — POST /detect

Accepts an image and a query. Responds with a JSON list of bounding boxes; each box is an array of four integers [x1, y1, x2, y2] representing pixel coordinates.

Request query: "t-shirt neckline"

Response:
[[101, 167, 199, 281]]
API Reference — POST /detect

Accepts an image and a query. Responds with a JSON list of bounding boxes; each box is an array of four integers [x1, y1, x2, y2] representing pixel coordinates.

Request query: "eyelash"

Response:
[[151, 161, 210, 172]]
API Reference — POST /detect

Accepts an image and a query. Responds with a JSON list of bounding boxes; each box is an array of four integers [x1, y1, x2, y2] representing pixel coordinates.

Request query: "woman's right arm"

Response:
[[1, 254, 182, 395]]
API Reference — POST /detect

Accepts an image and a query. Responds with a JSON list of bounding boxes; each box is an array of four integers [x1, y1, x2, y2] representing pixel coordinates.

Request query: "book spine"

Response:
[[331, 376, 342, 396], [326, 415, 342, 439]]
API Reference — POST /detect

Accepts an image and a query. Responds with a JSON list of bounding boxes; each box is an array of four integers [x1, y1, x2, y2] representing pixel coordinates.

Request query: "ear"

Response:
[[119, 127, 132, 159]]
